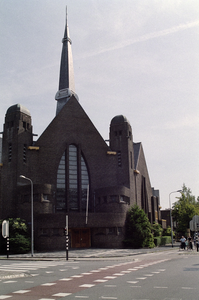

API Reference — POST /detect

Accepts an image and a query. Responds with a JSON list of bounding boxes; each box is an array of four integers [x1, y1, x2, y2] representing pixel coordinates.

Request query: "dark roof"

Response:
[[110, 115, 128, 126], [6, 104, 31, 116]]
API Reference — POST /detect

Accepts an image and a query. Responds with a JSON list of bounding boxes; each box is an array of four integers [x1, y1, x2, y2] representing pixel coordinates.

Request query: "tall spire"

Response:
[[55, 7, 78, 115]]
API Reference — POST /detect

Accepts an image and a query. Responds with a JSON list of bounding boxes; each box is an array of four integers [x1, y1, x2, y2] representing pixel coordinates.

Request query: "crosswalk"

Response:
[[0, 261, 66, 273]]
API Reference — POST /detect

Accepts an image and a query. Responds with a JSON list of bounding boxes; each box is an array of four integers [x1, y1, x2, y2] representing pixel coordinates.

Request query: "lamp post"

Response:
[[169, 190, 182, 247], [20, 175, 34, 257]]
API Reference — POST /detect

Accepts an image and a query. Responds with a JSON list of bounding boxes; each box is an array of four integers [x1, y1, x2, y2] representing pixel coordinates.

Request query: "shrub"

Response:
[[152, 222, 163, 237], [124, 205, 155, 248], [154, 237, 161, 246]]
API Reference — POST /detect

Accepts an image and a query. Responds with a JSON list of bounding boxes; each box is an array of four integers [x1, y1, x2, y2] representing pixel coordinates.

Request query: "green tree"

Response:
[[124, 205, 155, 248], [152, 222, 163, 237], [172, 184, 199, 235], [0, 218, 30, 254]]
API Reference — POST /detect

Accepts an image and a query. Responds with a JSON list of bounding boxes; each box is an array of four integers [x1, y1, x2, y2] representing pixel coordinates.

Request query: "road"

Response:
[[0, 249, 198, 299]]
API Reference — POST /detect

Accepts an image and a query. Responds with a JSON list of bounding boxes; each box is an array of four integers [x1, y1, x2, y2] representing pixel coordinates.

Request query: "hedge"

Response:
[[154, 236, 172, 246]]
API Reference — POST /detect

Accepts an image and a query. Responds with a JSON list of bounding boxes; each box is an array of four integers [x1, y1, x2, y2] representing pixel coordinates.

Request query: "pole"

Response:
[[169, 190, 182, 248], [30, 179, 33, 257], [66, 215, 69, 260], [20, 175, 34, 257], [169, 192, 174, 248], [7, 237, 9, 259], [85, 185, 89, 225]]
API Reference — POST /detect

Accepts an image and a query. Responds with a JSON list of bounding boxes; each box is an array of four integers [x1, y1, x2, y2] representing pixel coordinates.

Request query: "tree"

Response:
[[172, 184, 199, 235], [152, 222, 163, 237], [124, 205, 155, 248]]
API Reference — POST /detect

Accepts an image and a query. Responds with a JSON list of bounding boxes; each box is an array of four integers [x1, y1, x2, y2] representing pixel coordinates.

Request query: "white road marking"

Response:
[[53, 293, 71, 296], [121, 270, 131, 273], [59, 278, 73, 281], [41, 283, 56, 286], [79, 284, 95, 288], [94, 279, 108, 282], [127, 281, 139, 284], [0, 296, 12, 299], [46, 271, 54, 273], [13, 290, 31, 293], [154, 286, 168, 289], [39, 298, 56, 300]]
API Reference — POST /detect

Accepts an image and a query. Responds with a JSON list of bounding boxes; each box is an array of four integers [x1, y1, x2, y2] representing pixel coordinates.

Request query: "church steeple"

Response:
[[55, 7, 78, 115]]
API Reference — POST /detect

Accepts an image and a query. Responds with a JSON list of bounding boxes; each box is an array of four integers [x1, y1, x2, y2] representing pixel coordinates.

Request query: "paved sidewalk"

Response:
[[0, 244, 180, 261]]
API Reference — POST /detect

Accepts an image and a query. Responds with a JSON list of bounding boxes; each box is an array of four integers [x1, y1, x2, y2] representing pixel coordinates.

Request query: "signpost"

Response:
[[2, 220, 9, 258], [190, 215, 199, 252]]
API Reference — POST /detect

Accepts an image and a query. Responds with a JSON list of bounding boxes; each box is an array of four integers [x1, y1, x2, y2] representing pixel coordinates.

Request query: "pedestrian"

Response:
[[180, 236, 186, 250], [188, 236, 193, 250]]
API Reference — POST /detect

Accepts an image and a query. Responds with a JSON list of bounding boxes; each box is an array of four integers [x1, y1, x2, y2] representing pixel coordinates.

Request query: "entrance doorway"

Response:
[[71, 228, 91, 248]]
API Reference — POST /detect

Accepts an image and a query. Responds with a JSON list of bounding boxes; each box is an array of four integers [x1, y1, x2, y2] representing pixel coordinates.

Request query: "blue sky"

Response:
[[0, 0, 199, 209]]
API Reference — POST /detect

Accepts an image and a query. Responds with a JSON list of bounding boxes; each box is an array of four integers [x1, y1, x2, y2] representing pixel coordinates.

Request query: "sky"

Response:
[[0, 0, 199, 210]]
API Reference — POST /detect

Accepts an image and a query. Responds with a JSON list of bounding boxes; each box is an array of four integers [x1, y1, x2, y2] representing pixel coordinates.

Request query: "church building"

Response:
[[0, 10, 161, 251]]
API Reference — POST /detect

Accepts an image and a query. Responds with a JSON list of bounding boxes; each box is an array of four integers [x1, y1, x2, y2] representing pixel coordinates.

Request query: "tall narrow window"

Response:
[[56, 145, 89, 212], [69, 145, 78, 211], [23, 144, 27, 163], [56, 153, 66, 210], [8, 143, 12, 162], [118, 151, 122, 167], [81, 156, 89, 211]]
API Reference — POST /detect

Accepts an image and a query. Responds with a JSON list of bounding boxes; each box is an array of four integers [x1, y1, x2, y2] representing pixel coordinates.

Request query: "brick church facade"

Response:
[[0, 10, 161, 251]]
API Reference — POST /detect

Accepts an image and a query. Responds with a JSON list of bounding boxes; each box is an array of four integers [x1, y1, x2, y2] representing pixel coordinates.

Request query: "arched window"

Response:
[[56, 145, 89, 212]]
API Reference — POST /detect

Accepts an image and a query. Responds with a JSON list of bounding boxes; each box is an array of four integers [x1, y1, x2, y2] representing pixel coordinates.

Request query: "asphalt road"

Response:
[[0, 249, 198, 299]]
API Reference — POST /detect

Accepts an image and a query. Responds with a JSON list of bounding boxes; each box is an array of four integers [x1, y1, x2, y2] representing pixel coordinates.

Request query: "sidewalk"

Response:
[[0, 244, 180, 261]]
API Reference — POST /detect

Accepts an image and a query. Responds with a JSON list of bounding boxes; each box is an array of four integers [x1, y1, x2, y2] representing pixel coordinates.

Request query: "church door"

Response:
[[71, 228, 90, 248]]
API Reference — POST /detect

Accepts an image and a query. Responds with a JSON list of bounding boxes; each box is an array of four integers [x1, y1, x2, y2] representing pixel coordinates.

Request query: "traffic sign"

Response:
[[2, 220, 9, 238]]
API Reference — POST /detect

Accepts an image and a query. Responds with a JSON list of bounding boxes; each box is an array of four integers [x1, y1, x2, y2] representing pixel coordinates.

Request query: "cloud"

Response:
[[76, 20, 199, 60]]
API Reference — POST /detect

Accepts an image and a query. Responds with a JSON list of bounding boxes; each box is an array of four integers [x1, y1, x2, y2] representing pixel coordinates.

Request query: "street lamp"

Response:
[[169, 190, 182, 248], [20, 175, 34, 257]]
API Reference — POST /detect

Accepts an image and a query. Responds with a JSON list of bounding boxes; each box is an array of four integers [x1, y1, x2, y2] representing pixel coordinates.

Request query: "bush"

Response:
[[161, 236, 171, 245], [154, 236, 172, 246], [152, 222, 163, 237], [154, 237, 161, 246], [0, 218, 30, 254], [163, 226, 175, 238], [124, 205, 155, 248]]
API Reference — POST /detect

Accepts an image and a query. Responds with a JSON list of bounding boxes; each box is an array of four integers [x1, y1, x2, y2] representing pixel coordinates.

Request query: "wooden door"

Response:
[[71, 228, 90, 248]]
